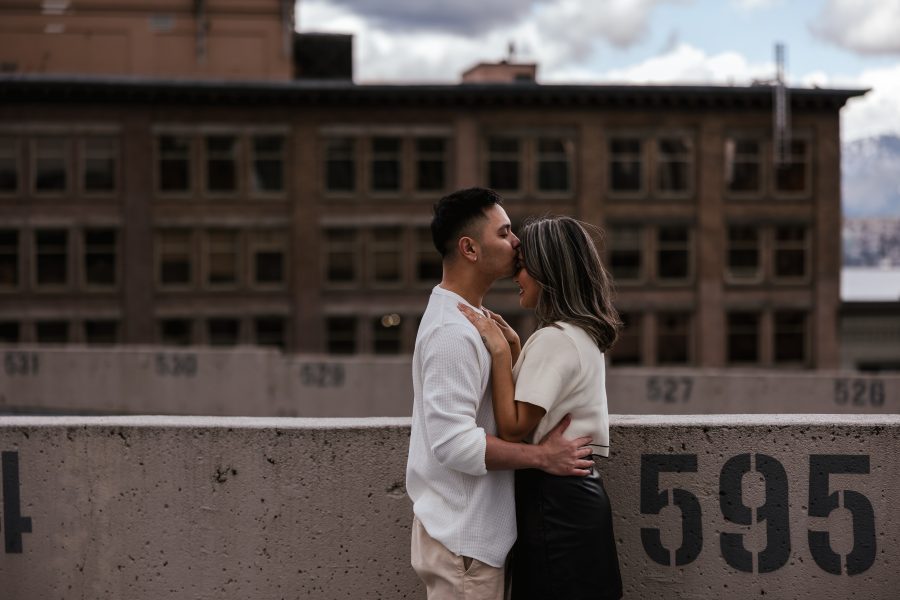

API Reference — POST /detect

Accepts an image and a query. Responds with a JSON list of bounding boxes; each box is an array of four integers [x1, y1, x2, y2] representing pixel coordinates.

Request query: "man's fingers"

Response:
[[576, 459, 594, 469], [571, 467, 592, 477], [572, 435, 592, 448], [577, 447, 593, 458]]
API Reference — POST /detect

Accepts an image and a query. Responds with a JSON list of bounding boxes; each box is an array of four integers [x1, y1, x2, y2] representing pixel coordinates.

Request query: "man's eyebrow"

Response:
[[498, 223, 512, 232]]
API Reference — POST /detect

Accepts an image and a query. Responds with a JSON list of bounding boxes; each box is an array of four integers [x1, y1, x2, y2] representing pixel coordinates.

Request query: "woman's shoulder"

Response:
[[524, 323, 578, 353]]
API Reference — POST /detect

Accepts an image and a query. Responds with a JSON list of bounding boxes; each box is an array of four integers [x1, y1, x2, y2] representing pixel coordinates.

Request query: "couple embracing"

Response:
[[407, 187, 624, 599]]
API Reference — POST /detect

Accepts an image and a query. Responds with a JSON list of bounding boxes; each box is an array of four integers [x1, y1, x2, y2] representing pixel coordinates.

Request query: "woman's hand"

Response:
[[482, 308, 520, 357], [458, 304, 511, 357]]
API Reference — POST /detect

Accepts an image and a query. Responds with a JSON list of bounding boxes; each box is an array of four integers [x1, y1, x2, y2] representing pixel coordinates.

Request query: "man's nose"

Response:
[[512, 233, 520, 248]]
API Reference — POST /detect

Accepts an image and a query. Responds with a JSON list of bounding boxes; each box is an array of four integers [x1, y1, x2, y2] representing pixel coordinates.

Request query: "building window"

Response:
[[250, 135, 285, 194], [84, 229, 117, 287], [725, 138, 761, 194], [773, 311, 806, 364], [324, 228, 358, 285], [325, 137, 355, 192], [609, 311, 641, 365], [656, 226, 690, 282], [35, 229, 68, 287], [657, 313, 690, 365], [255, 316, 286, 350], [371, 227, 403, 286], [205, 230, 239, 287], [208, 318, 240, 346], [487, 136, 520, 192], [373, 314, 403, 354], [775, 139, 809, 194], [609, 137, 643, 193], [727, 312, 759, 364], [415, 227, 442, 284], [250, 230, 286, 286], [415, 137, 447, 192], [158, 135, 192, 193], [0, 321, 19, 343], [0, 229, 19, 289], [157, 230, 193, 287], [726, 225, 761, 281], [773, 225, 808, 280], [657, 136, 692, 195], [82, 137, 117, 194], [536, 137, 572, 193], [160, 318, 193, 346], [33, 137, 68, 194], [327, 317, 356, 354], [608, 225, 643, 282], [84, 320, 118, 345], [206, 135, 239, 194], [371, 137, 402, 192], [0, 137, 19, 194], [36, 320, 69, 344]]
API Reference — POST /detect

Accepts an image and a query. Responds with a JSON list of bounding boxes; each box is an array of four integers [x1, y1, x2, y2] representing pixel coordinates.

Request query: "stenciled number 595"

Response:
[[640, 453, 876, 575]]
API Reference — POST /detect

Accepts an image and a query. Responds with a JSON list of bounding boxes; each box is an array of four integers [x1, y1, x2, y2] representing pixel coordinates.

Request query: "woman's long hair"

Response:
[[519, 216, 622, 351]]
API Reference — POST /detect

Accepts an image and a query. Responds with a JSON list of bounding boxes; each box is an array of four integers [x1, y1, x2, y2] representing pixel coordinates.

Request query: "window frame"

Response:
[[0, 136, 21, 197], [33, 228, 71, 291], [155, 229, 196, 290], [79, 136, 119, 197], [607, 134, 647, 199], [322, 226, 361, 289], [606, 224, 646, 286], [485, 134, 523, 194], [0, 228, 21, 292], [771, 223, 811, 284], [654, 224, 694, 285], [654, 133, 695, 199], [203, 228, 242, 290], [31, 136, 70, 197], [248, 229, 287, 290], [248, 133, 287, 198], [203, 134, 242, 198], [534, 136, 574, 197], [724, 223, 763, 284], [724, 134, 764, 199], [322, 136, 358, 196], [155, 133, 195, 198], [773, 134, 813, 199], [81, 227, 120, 291]]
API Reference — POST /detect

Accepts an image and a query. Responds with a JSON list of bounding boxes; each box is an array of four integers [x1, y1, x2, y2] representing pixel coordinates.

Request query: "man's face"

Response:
[[474, 205, 520, 280]]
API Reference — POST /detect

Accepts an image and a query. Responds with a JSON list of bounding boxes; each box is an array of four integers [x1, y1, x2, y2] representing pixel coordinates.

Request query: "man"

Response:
[[406, 188, 595, 599]]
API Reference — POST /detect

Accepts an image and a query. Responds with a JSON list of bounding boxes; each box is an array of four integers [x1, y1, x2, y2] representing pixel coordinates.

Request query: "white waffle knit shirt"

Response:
[[406, 286, 516, 568]]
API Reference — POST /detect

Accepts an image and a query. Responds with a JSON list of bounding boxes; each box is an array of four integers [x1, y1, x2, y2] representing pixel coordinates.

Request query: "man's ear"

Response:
[[458, 236, 478, 263]]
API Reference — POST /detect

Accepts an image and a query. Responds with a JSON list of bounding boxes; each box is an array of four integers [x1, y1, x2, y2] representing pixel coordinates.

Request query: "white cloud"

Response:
[[810, 0, 900, 55], [731, 0, 780, 11], [839, 64, 900, 141], [298, 0, 689, 81]]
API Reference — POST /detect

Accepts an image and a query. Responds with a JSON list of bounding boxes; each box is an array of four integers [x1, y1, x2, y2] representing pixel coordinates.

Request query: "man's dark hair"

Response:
[[431, 187, 503, 258]]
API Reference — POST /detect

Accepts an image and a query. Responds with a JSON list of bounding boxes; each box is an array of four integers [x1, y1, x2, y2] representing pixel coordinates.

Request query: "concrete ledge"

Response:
[[1, 416, 898, 599], [2, 347, 898, 416]]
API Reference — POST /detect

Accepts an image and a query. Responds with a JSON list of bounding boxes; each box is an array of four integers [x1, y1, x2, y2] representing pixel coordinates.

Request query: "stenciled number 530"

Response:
[[640, 453, 876, 575]]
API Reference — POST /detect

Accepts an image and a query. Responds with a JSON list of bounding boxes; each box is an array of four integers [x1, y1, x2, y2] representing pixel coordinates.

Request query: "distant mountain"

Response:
[[842, 134, 900, 218]]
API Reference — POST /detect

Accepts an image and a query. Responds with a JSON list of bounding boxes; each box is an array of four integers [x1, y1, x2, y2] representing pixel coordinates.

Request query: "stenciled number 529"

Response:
[[640, 453, 876, 575]]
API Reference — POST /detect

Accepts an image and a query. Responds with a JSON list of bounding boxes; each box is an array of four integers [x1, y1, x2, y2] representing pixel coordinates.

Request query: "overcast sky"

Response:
[[296, 0, 900, 142]]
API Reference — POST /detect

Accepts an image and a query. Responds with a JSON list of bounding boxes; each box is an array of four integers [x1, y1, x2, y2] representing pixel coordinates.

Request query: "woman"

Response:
[[458, 216, 623, 600]]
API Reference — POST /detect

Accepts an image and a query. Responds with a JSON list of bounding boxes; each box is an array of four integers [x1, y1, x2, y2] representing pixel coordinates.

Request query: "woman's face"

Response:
[[514, 266, 540, 309]]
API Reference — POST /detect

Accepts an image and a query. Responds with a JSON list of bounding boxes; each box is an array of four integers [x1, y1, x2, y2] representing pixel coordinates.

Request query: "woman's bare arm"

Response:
[[458, 304, 545, 442]]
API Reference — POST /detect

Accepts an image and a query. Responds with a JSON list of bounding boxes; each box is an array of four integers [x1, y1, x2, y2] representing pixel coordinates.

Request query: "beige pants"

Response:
[[410, 516, 505, 600]]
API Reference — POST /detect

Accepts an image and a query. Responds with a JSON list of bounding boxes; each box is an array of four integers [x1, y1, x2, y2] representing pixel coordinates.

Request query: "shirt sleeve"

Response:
[[514, 327, 577, 413], [419, 324, 488, 476]]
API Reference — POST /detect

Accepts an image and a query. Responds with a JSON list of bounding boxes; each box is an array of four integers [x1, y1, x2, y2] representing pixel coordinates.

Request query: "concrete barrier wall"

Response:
[[2, 347, 899, 416], [1, 416, 898, 599]]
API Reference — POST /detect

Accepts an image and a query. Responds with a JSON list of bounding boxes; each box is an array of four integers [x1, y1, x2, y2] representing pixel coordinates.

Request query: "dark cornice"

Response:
[[0, 74, 869, 111]]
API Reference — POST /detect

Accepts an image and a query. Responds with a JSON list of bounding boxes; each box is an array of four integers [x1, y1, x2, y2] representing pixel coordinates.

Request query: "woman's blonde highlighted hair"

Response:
[[519, 216, 621, 351]]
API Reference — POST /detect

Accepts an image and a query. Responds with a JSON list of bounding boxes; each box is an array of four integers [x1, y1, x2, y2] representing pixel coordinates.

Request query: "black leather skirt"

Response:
[[511, 468, 623, 600]]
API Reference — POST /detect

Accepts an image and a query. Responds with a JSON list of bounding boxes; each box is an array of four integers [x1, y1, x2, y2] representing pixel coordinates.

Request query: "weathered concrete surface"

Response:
[[1, 416, 898, 599], [2, 347, 898, 416]]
